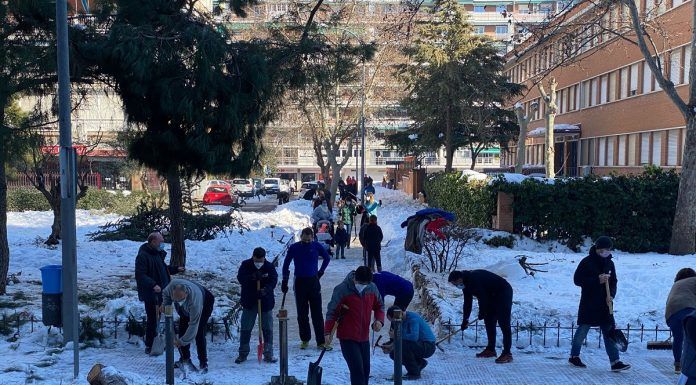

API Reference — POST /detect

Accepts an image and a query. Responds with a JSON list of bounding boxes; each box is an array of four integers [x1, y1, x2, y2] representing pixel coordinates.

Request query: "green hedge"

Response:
[[7, 188, 148, 216], [424, 172, 495, 228], [490, 167, 679, 253]]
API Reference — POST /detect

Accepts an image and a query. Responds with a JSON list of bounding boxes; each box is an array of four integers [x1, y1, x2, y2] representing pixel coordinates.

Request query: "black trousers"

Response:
[[340, 339, 371, 385], [178, 290, 215, 366], [144, 299, 159, 348], [483, 287, 513, 354], [390, 340, 436, 375], [294, 276, 325, 345], [393, 291, 414, 311], [367, 249, 382, 272]]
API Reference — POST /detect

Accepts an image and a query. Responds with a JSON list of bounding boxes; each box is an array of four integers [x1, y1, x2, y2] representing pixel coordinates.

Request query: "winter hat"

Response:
[[448, 270, 464, 283], [595, 236, 613, 250], [355, 266, 373, 283], [253, 247, 266, 259]]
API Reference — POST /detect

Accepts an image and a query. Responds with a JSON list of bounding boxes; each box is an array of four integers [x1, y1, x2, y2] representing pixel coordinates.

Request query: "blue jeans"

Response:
[[570, 323, 619, 363], [238, 308, 273, 358], [668, 308, 695, 363], [337, 244, 346, 258], [345, 223, 353, 247]]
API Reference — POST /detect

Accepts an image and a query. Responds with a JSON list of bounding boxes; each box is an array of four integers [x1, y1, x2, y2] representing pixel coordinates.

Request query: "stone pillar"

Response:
[[496, 192, 514, 233]]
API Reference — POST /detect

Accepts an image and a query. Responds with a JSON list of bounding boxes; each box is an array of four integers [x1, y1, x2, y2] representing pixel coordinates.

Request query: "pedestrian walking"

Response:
[[568, 236, 630, 371], [335, 219, 349, 260], [162, 278, 215, 373], [373, 271, 414, 310], [448, 269, 514, 364], [359, 215, 383, 272], [339, 199, 356, 247], [364, 193, 378, 217], [289, 178, 297, 194], [665, 268, 696, 373], [380, 306, 436, 380], [235, 247, 278, 364], [282, 227, 331, 349], [134, 231, 184, 355], [325, 266, 384, 385]]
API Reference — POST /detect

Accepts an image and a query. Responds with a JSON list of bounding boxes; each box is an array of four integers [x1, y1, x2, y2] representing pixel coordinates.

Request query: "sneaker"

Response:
[[300, 341, 310, 350], [675, 362, 682, 374], [174, 359, 198, 372], [403, 373, 421, 381], [263, 356, 278, 363], [318, 343, 333, 351], [199, 364, 208, 373], [234, 356, 247, 364], [495, 353, 513, 364], [568, 356, 587, 368], [144, 347, 152, 355], [611, 361, 631, 372], [475, 348, 497, 358], [419, 359, 428, 371]]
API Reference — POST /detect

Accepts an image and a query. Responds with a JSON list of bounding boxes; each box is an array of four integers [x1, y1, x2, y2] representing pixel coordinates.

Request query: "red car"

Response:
[[203, 186, 236, 206]]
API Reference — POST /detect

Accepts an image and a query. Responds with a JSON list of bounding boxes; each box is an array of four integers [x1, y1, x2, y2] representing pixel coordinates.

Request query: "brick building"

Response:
[[501, 0, 692, 176]]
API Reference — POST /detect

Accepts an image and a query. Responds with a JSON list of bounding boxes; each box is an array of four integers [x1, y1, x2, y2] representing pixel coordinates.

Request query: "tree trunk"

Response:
[[545, 112, 555, 178], [166, 168, 186, 267], [0, 146, 8, 295], [444, 105, 454, 173], [46, 205, 61, 246], [670, 116, 696, 255], [514, 107, 530, 174]]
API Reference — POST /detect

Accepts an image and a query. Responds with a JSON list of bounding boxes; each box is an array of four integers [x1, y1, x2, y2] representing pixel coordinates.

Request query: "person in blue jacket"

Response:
[[282, 227, 331, 349], [235, 247, 278, 364], [373, 271, 415, 310], [381, 306, 436, 380]]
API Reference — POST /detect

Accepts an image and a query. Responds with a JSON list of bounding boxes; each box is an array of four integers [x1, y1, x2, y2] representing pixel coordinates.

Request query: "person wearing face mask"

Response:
[[235, 247, 278, 364], [282, 227, 331, 349], [135, 231, 184, 355], [325, 266, 384, 385], [569, 236, 630, 372], [162, 278, 215, 373], [447, 269, 513, 364]]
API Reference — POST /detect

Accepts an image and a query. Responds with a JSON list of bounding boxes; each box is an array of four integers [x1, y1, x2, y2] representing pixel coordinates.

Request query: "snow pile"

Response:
[[459, 169, 488, 182], [488, 173, 528, 184]]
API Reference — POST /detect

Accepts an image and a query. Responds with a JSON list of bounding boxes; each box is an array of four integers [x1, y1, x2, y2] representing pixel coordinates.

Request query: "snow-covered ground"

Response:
[[0, 186, 693, 384]]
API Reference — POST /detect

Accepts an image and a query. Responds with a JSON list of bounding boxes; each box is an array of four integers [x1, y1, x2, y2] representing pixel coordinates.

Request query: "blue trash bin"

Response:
[[40, 265, 62, 294]]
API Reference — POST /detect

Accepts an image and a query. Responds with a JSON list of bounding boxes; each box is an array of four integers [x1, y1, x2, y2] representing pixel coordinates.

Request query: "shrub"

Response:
[[484, 235, 516, 248], [424, 172, 495, 228], [420, 224, 476, 273], [489, 167, 679, 253], [8, 187, 148, 215], [6, 188, 50, 211]]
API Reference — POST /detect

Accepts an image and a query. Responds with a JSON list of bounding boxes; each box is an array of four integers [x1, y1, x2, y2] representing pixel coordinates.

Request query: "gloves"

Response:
[[252, 271, 265, 281], [281, 279, 289, 294], [318, 271, 324, 280], [461, 320, 469, 331]]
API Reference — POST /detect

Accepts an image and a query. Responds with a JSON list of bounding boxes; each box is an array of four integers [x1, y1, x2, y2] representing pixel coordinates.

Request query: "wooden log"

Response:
[[87, 364, 129, 385]]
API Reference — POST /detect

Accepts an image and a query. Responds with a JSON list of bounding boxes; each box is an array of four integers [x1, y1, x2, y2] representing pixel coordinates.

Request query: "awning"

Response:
[[480, 148, 501, 155]]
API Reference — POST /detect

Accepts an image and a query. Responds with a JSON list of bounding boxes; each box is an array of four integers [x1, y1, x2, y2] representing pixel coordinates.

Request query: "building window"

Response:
[[474, 26, 485, 35], [642, 61, 652, 94], [497, 5, 507, 12], [686, 46, 692, 81], [609, 72, 617, 102], [620, 67, 629, 99], [654, 57, 662, 91], [474, 5, 486, 12], [652, 131, 662, 166], [630, 63, 639, 96], [496, 25, 509, 35], [600, 75, 608, 104], [670, 50, 682, 85], [640, 133, 650, 165], [606, 136, 615, 166], [581, 81, 590, 108], [590, 78, 598, 106], [618, 135, 626, 166], [598, 137, 606, 166], [667, 129, 679, 166], [568, 85, 576, 111], [628, 134, 637, 166]]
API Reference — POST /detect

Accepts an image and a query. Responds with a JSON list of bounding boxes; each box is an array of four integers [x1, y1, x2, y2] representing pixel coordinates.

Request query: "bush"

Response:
[[424, 172, 495, 228], [8, 187, 148, 216], [489, 167, 679, 253], [484, 235, 515, 248]]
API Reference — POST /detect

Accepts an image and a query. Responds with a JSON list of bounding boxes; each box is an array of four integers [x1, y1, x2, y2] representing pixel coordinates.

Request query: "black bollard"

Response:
[[393, 308, 403, 385], [270, 306, 302, 385], [165, 305, 174, 385]]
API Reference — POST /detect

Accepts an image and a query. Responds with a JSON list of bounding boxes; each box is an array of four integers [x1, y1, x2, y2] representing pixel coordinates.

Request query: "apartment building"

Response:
[[501, 0, 692, 176]]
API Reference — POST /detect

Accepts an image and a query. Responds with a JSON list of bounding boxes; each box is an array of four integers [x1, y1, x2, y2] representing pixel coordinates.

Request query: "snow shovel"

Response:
[[257, 279, 264, 364], [150, 300, 165, 356], [605, 277, 628, 353], [307, 305, 348, 385], [435, 327, 464, 352]]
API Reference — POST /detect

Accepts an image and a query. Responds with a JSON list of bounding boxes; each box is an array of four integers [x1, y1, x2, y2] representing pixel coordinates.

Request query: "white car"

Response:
[[231, 178, 256, 197], [264, 178, 281, 194]]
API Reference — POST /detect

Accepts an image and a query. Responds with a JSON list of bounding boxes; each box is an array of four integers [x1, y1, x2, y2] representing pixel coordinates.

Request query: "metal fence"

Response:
[[438, 319, 672, 349]]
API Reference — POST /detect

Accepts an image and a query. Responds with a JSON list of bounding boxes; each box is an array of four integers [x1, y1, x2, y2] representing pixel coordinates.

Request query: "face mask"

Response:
[[158, 244, 165, 251], [176, 299, 186, 306], [355, 284, 367, 293], [254, 262, 264, 269], [455, 284, 465, 290], [598, 250, 611, 258]]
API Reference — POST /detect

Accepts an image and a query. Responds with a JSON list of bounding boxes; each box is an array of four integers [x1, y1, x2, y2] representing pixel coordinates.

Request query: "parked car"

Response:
[[231, 178, 256, 197], [203, 185, 236, 206], [264, 178, 281, 194], [300, 181, 318, 196], [193, 179, 231, 201]]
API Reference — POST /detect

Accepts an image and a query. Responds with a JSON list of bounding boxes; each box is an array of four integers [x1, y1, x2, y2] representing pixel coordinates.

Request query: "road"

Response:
[[238, 193, 300, 213]]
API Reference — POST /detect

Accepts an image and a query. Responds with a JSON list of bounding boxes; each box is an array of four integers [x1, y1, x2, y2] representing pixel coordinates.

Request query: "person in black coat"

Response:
[[135, 231, 183, 355], [569, 236, 630, 371], [360, 215, 383, 272], [235, 247, 278, 363], [448, 269, 513, 364]]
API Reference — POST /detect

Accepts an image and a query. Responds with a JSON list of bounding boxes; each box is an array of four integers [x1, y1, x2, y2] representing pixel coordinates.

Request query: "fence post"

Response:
[[100, 317, 104, 338], [640, 324, 644, 342], [655, 325, 659, 342], [515, 321, 519, 343], [114, 316, 118, 339], [557, 322, 560, 348], [165, 305, 174, 385], [626, 324, 630, 342], [528, 322, 533, 346], [474, 320, 478, 343], [31, 315, 34, 333], [571, 322, 575, 344], [543, 322, 547, 347]]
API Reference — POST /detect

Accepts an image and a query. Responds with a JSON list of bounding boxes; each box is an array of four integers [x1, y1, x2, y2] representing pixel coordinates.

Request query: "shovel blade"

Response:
[[258, 342, 264, 363]]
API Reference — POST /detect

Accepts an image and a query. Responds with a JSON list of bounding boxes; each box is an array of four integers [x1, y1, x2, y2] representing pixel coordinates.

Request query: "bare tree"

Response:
[[538, 78, 558, 178], [513, 101, 539, 173]]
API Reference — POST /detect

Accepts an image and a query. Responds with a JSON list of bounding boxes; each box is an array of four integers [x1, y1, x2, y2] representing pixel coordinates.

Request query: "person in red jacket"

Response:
[[325, 266, 385, 385]]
